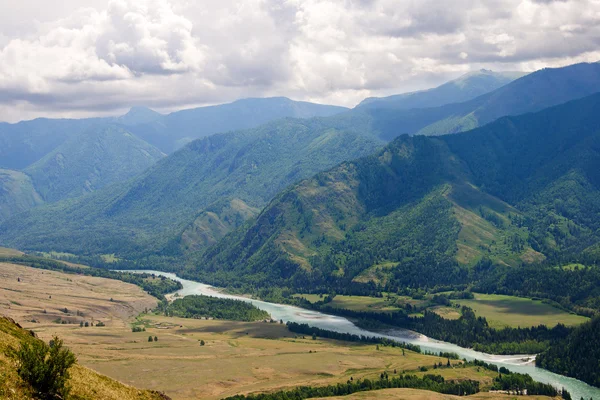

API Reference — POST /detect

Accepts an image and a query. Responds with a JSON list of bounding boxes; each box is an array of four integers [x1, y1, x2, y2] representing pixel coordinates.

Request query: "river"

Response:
[[129, 270, 599, 399]]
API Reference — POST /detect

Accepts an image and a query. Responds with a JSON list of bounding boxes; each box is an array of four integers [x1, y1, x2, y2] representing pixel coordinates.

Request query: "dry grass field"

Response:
[[0, 262, 557, 400], [0, 262, 157, 329]]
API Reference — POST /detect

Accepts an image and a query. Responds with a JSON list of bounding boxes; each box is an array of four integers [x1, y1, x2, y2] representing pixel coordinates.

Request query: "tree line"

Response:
[[223, 374, 482, 400], [165, 295, 269, 321], [286, 322, 421, 353]]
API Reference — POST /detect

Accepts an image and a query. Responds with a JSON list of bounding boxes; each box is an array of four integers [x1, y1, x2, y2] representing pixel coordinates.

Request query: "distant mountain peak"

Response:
[[117, 106, 163, 126], [357, 69, 527, 109]]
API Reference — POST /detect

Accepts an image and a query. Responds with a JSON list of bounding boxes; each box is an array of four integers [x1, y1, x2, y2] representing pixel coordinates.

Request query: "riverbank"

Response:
[[128, 270, 600, 400]]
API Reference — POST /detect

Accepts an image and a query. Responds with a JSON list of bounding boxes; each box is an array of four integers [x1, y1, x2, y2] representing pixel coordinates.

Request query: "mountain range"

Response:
[[0, 119, 381, 256], [2, 62, 600, 263], [191, 92, 600, 289], [126, 97, 350, 153], [350, 62, 600, 141], [358, 69, 526, 110], [0, 98, 349, 222]]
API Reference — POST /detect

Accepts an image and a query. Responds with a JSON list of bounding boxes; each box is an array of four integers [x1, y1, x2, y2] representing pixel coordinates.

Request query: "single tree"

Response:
[[16, 336, 76, 400], [200, 340, 205, 346], [154, 336, 158, 342], [148, 336, 153, 342]]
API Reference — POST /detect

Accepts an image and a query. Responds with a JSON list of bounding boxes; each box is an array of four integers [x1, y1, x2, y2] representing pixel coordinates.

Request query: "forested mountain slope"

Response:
[[0, 98, 347, 219], [358, 69, 525, 110], [536, 316, 600, 388], [0, 118, 107, 170], [192, 92, 600, 289], [0, 119, 382, 257], [24, 125, 165, 202], [0, 170, 44, 223]]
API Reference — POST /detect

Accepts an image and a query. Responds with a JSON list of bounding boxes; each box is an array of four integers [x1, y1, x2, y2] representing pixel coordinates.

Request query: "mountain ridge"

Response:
[[24, 124, 165, 202], [358, 69, 526, 110], [189, 92, 600, 289], [0, 118, 382, 257]]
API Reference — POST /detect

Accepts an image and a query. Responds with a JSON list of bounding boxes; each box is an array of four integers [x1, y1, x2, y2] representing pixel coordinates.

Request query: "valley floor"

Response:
[[0, 262, 560, 400]]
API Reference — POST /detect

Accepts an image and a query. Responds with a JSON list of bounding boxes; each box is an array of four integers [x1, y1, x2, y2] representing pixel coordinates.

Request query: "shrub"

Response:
[[16, 336, 76, 400]]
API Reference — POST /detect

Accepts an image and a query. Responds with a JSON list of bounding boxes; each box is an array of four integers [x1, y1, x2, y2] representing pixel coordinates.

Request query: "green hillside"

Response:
[[180, 198, 261, 253], [24, 125, 165, 202], [191, 92, 600, 292], [0, 119, 382, 257], [358, 70, 525, 110], [0, 170, 44, 223]]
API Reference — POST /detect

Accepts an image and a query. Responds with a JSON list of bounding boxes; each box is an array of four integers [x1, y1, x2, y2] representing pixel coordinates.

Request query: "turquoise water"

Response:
[[128, 270, 599, 399]]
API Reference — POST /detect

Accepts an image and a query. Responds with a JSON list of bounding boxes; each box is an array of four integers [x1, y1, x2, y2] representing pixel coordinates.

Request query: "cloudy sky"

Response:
[[0, 0, 599, 122]]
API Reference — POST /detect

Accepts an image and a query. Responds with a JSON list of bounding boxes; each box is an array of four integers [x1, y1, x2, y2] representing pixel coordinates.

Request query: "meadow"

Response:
[[453, 294, 588, 329]]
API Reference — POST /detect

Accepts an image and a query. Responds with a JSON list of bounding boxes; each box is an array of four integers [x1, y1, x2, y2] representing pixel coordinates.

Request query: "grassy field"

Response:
[[0, 316, 168, 400], [560, 263, 586, 271], [0, 262, 157, 328], [0, 263, 558, 400], [63, 315, 459, 399], [0, 247, 23, 257], [453, 294, 588, 329], [429, 306, 462, 320]]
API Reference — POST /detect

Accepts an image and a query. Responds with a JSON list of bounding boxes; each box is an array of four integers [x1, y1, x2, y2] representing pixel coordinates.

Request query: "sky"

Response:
[[0, 0, 599, 122]]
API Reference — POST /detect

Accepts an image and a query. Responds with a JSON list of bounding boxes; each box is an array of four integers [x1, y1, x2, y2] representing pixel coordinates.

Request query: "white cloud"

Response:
[[0, 0, 599, 121]]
